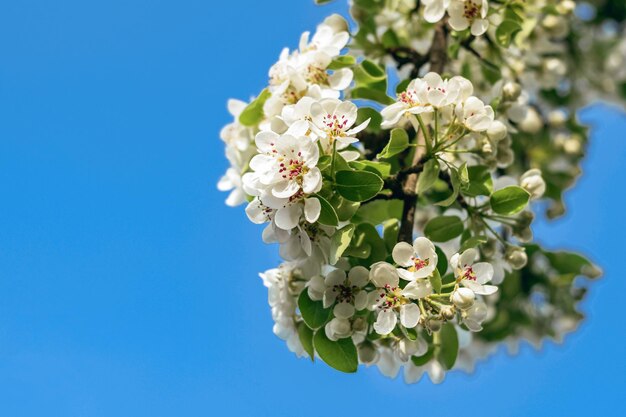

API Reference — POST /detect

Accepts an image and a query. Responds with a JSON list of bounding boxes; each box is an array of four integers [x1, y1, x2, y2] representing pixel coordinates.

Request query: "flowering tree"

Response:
[[217, 0, 621, 383]]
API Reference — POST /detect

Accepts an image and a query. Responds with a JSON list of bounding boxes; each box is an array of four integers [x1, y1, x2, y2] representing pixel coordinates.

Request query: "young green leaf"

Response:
[[335, 170, 384, 202], [437, 323, 459, 370], [377, 128, 410, 159], [330, 224, 355, 265], [313, 330, 358, 373], [297, 322, 315, 362], [314, 194, 339, 227], [327, 55, 356, 70], [424, 216, 464, 242], [490, 186, 530, 215], [430, 269, 442, 294], [238, 89, 271, 127], [417, 158, 440, 193], [496, 19, 523, 47], [298, 291, 332, 330], [436, 168, 460, 206], [435, 246, 448, 276]]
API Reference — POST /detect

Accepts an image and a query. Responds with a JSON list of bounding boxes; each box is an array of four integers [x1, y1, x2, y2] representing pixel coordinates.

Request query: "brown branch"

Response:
[[397, 20, 448, 243]]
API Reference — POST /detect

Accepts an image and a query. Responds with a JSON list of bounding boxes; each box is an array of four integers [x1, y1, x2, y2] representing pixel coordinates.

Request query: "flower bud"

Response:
[[517, 210, 535, 228], [325, 318, 352, 341], [487, 120, 507, 141], [427, 319, 442, 332], [481, 239, 498, 258], [519, 108, 543, 134], [358, 342, 379, 364], [505, 246, 528, 270], [548, 110, 567, 128], [502, 82, 521, 101], [440, 305, 456, 321], [520, 168, 546, 199], [496, 148, 515, 168], [452, 288, 475, 310], [513, 226, 533, 243]]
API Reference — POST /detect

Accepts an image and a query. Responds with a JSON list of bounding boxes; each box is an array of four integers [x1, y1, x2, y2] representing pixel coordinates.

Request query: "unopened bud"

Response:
[[505, 246, 528, 270], [519, 108, 543, 134], [514, 226, 533, 243], [502, 82, 521, 101], [520, 168, 546, 199], [440, 305, 456, 321], [358, 342, 379, 364], [452, 288, 475, 310], [427, 319, 442, 332], [487, 120, 508, 141]]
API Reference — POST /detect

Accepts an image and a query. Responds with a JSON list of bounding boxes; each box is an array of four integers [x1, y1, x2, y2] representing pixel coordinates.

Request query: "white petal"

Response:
[[348, 266, 369, 287], [402, 279, 433, 299], [392, 242, 414, 267], [334, 302, 355, 319], [374, 309, 397, 335], [274, 204, 300, 230], [304, 197, 321, 223], [400, 303, 420, 328], [473, 262, 494, 284], [325, 269, 347, 286], [369, 262, 399, 288], [302, 169, 322, 194]]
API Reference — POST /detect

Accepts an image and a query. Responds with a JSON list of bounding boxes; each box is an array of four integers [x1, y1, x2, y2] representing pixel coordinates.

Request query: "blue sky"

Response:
[[0, 1, 625, 416]]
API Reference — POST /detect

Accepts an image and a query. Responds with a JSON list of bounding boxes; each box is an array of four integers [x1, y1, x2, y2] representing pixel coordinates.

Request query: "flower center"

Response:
[[332, 282, 358, 304], [462, 265, 477, 281], [278, 152, 308, 182], [306, 65, 329, 85], [408, 256, 429, 272], [323, 113, 349, 137], [399, 89, 418, 106], [377, 284, 407, 311], [463, 1, 481, 20]]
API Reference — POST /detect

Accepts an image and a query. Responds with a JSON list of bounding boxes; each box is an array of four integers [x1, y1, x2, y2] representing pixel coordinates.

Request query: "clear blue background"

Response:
[[1, 1, 624, 416]]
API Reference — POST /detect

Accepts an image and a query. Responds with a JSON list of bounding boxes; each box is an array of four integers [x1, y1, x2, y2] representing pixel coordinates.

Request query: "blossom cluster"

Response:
[[217, 1, 604, 383]]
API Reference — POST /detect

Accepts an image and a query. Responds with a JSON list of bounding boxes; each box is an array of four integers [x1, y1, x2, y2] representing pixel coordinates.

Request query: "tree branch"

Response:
[[397, 20, 448, 243]]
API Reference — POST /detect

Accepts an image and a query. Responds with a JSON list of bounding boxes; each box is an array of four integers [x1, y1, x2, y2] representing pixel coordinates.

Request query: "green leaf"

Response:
[[490, 186, 531, 215], [424, 216, 464, 242], [496, 19, 523, 47], [430, 269, 442, 294], [437, 323, 459, 370], [383, 219, 400, 252], [460, 235, 488, 252], [314, 195, 339, 227], [297, 322, 315, 361], [377, 128, 410, 159], [416, 158, 440, 193], [350, 87, 395, 105], [335, 170, 384, 202], [435, 246, 448, 276], [313, 330, 358, 373], [480, 59, 502, 83], [350, 223, 388, 265], [381, 29, 400, 48], [357, 107, 382, 132], [354, 199, 403, 226], [411, 346, 434, 366], [238, 89, 271, 127], [298, 291, 332, 330], [461, 165, 492, 197], [329, 194, 360, 221], [330, 224, 355, 265], [327, 55, 356, 70], [436, 168, 460, 206], [350, 160, 391, 178], [354, 59, 387, 90], [396, 78, 411, 94]]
